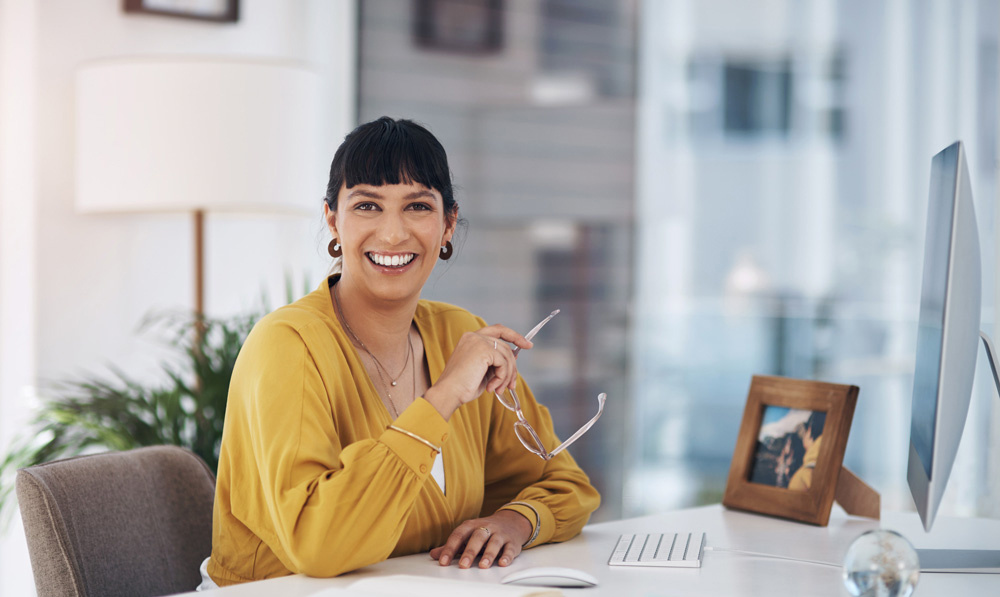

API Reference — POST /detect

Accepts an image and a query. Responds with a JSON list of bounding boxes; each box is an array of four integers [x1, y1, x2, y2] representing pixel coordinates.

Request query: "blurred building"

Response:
[[631, 0, 999, 518]]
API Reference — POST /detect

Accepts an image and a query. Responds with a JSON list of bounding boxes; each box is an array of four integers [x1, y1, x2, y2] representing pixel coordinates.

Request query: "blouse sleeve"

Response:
[[480, 377, 601, 547], [233, 318, 449, 578]]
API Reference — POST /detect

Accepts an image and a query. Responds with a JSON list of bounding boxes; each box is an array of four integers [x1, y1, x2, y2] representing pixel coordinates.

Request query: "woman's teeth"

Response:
[[368, 253, 415, 267]]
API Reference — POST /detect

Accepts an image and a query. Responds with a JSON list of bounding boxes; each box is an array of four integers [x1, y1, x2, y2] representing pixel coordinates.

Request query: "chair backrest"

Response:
[[16, 446, 216, 597]]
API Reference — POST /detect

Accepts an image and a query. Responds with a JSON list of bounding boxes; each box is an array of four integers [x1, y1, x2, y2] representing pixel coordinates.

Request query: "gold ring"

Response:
[[479, 526, 491, 536]]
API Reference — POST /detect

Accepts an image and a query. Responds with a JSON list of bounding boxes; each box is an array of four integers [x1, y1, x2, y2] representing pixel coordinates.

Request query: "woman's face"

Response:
[[326, 181, 455, 303]]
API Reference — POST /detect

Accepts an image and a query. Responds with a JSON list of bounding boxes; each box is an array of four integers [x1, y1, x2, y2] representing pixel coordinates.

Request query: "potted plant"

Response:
[[0, 310, 258, 528]]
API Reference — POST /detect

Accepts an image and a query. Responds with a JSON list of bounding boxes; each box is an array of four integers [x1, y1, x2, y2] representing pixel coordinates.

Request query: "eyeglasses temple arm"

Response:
[[512, 309, 560, 357], [548, 393, 606, 458]]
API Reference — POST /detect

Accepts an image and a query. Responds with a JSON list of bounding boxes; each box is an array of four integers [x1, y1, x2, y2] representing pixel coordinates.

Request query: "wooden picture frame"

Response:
[[413, 0, 504, 54], [722, 375, 861, 526], [123, 0, 239, 23]]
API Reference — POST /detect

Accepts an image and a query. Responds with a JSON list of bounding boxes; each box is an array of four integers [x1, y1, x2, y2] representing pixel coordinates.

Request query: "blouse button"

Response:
[[441, 432, 450, 442], [420, 465, 428, 474], [430, 450, 437, 458]]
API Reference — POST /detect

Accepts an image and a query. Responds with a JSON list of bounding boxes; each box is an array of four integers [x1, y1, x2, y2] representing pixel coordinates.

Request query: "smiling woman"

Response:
[[204, 117, 601, 587], [328, 182, 453, 304]]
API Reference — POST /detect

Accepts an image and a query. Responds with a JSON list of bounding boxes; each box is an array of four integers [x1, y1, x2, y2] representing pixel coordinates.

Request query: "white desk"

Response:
[[188, 505, 1000, 596]]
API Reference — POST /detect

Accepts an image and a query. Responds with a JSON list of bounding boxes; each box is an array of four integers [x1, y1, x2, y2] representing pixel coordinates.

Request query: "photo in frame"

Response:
[[123, 0, 239, 23], [413, 0, 504, 54], [723, 375, 877, 526]]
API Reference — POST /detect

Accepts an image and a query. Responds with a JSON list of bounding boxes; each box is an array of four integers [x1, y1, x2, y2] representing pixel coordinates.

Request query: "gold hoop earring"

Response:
[[439, 241, 453, 261], [328, 239, 342, 258]]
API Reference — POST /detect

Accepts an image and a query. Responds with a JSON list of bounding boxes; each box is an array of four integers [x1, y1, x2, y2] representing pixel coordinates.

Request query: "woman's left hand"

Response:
[[429, 510, 533, 569]]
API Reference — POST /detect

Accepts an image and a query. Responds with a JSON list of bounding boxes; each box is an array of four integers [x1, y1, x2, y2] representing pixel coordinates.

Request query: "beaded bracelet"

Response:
[[504, 501, 541, 547]]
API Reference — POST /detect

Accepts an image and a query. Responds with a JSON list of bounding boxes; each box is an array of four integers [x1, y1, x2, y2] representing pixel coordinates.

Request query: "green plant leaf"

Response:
[[0, 309, 260, 530]]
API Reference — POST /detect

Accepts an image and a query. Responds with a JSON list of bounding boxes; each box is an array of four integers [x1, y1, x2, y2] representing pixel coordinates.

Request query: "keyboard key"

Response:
[[684, 532, 706, 564], [650, 533, 677, 562], [624, 534, 647, 562]]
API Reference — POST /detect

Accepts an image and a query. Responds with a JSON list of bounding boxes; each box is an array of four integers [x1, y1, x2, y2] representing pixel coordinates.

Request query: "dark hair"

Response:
[[324, 116, 457, 219], [805, 411, 827, 438]]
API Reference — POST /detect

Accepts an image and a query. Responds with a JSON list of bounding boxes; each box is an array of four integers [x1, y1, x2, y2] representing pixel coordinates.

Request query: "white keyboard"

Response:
[[608, 532, 706, 568]]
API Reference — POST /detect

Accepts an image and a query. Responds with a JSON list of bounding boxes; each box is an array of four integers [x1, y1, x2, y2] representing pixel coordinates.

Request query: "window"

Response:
[[633, 0, 999, 519]]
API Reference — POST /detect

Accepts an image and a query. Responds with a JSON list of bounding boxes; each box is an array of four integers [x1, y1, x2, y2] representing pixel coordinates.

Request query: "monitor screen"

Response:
[[910, 166, 953, 479], [907, 140, 982, 532]]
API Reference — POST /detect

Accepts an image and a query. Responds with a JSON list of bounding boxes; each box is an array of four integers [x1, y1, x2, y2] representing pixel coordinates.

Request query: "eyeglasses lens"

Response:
[[495, 390, 518, 411], [514, 422, 543, 454]]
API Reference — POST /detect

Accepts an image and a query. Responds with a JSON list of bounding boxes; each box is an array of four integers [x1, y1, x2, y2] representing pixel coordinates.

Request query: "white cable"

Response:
[[705, 546, 841, 569]]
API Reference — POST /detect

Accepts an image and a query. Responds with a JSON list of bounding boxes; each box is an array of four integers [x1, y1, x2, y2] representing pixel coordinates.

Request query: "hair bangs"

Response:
[[326, 117, 455, 212], [341, 128, 444, 193]]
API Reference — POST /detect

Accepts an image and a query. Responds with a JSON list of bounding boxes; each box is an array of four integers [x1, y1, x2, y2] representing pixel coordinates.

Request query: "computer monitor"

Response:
[[906, 140, 1000, 572]]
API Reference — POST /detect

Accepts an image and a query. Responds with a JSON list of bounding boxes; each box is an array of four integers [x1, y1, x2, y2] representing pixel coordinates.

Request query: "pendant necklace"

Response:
[[363, 339, 414, 418], [333, 283, 412, 416]]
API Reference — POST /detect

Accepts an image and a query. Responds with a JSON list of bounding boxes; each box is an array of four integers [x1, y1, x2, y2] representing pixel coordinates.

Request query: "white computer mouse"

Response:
[[500, 566, 599, 588]]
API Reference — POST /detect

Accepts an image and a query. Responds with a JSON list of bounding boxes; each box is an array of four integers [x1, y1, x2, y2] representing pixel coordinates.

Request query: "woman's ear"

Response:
[[324, 202, 339, 238], [443, 207, 458, 243]]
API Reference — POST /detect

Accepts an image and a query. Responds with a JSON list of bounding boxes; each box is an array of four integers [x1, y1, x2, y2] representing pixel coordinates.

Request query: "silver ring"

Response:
[[493, 340, 498, 350], [479, 526, 491, 537]]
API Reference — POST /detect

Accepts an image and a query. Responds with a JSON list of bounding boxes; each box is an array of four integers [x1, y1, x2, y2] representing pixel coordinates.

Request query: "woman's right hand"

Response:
[[423, 325, 532, 420]]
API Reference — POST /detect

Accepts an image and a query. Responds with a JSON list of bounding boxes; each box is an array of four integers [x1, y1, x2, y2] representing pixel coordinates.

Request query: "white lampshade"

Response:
[[75, 58, 322, 214]]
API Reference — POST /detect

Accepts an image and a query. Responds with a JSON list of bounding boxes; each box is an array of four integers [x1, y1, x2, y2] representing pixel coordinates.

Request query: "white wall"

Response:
[[0, 1, 356, 594], [0, 1, 39, 595]]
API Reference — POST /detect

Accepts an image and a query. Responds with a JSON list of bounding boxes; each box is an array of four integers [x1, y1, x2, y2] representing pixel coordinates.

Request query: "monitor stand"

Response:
[[917, 549, 1000, 573], [980, 331, 1000, 403], [916, 332, 1000, 573]]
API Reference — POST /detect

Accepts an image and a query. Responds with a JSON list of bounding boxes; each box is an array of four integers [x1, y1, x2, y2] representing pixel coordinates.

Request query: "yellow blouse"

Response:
[[788, 436, 822, 492], [207, 279, 600, 586]]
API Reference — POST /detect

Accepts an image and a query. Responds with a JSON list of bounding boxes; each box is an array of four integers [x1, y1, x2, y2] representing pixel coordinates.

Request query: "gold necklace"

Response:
[[333, 283, 413, 416], [378, 339, 415, 417]]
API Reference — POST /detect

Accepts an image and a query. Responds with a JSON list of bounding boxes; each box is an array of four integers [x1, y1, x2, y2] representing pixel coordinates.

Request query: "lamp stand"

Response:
[[193, 210, 206, 392], [194, 209, 205, 321]]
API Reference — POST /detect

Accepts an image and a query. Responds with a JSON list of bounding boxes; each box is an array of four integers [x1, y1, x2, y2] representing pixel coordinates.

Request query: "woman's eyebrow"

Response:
[[404, 190, 437, 201], [347, 189, 383, 199]]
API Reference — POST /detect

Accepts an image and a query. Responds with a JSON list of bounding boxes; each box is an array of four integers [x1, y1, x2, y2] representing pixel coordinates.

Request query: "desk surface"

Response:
[[189, 504, 1000, 596]]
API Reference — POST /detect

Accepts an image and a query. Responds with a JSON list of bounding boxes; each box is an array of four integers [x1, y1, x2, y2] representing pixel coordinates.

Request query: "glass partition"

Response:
[[357, 0, 1000, 521]]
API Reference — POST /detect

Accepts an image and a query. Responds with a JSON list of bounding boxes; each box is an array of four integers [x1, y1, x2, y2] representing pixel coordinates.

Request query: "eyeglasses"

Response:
[[494, 309, 607, 461]]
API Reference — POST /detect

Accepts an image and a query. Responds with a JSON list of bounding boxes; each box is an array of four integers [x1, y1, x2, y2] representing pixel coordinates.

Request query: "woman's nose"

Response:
[[378, 210, 408, 244]]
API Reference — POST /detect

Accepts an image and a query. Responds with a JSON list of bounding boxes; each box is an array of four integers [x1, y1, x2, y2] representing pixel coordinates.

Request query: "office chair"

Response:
[[16, 445, 215, 597]]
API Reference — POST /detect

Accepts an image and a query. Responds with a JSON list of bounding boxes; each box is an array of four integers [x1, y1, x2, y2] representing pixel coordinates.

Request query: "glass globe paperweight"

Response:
[[842, 530, 920, 597]]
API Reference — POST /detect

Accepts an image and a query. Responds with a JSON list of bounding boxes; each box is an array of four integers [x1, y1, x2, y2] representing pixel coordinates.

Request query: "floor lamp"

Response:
[[75, 58, 322, 351]]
